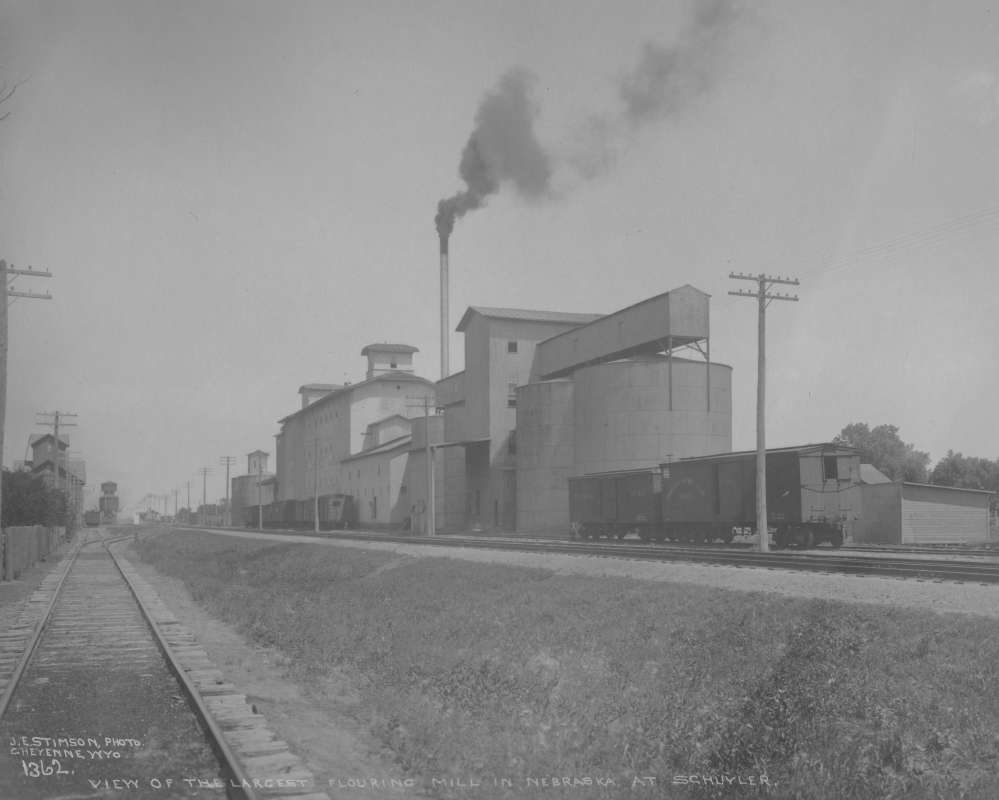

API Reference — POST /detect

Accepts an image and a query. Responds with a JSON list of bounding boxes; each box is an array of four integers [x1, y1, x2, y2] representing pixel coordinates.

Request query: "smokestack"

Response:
[[439, 231, 449, 379]]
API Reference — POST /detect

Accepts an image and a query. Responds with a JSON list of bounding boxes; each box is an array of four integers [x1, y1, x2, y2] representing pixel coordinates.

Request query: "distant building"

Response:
[[230, 450, 276, 527], [99, 481, 119, 522], [270, 344, 435, 527], [435, 286, 733, 533], [23, 433, 86, 522], [198, 503, 223, 527]]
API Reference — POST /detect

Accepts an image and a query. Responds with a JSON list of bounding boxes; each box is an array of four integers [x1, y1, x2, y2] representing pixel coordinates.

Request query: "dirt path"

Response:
[[122, 544, 421, 800]]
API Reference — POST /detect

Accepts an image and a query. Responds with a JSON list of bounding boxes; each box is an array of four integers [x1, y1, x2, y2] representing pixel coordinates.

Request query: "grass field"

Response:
[[136, 531, 999, 799]]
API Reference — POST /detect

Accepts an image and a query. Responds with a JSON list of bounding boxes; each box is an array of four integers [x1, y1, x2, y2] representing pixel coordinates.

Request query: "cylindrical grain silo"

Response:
[[573, 356, 732, 476], [515, 379, 575, 534]]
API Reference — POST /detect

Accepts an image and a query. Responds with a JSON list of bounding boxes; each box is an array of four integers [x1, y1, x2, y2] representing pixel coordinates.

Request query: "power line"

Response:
[[219, 456, 236, 527], [1, 260, 53, 528], [819, 204, 999, 274], [198, 467, 213, 517]]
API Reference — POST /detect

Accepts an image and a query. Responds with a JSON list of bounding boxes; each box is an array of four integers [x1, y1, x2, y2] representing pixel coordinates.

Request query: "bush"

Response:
[[2, 469, 72, 527]]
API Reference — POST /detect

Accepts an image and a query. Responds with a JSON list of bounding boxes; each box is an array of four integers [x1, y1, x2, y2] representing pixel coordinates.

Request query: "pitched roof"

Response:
[[859, 464, 892, 484], [298, 383, 341, 393], [675, 442, 862, 464], [456, 306, 603, 332], [341, 434, 413, 462], [30, 433, 69, 449], [360, 343, 419, 355], [278, 372, 434, 424]]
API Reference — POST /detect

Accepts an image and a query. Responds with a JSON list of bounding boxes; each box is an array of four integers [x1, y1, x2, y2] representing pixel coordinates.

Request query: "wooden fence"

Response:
[[1, 526, 68, 581]]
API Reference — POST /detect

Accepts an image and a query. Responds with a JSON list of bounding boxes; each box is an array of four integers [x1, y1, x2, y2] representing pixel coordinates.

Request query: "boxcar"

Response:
[[569, 443, 861, 547], [663, 444, 860, 547], [568, 469, 661, 540]]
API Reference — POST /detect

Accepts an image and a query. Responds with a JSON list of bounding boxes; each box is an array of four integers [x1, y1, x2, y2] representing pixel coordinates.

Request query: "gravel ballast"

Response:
[[195, 529, 999, 618]]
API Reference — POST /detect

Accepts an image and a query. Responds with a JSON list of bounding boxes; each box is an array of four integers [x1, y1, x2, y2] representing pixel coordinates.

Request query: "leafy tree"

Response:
[[929, 451, 997, 489], [834, 423, 930, 482], [929, 451, 999, 516], [2, 469, 71, 527]]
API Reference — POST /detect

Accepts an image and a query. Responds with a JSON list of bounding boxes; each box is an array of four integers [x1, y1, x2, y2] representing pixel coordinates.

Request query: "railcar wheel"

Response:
[[830, 530, 844, 548], [774, 527, 788, 550]]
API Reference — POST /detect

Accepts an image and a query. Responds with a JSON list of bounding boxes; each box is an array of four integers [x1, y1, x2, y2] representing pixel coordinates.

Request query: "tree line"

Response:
[[834, 422, 999, 513]]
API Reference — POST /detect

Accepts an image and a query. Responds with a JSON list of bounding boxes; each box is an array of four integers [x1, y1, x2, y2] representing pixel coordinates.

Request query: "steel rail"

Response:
[[103, 534, 264, 800], [0, 532, 86, 719]]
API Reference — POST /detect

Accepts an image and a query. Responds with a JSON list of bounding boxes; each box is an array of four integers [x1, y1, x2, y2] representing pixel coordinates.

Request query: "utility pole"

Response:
[[1, 261, 52, 528], [185, 480, 192, 520], [219, 456, 236, 527], [198, 467, 212, 524], [729, 272, 799, 553], [257, 460, 263, 531], [173, 488, 178, 518], [407, 395, 437, 536], [312, 438, 320, 534]]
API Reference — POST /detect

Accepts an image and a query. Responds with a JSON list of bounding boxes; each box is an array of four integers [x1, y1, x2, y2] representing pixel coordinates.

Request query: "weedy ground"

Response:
[[136, 532, 999, 800]]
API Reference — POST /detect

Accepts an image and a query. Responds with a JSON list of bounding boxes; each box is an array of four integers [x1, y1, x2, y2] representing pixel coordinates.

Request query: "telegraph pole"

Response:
[[185, 480, 192, 520], [407, 395, 436, 536], [219, 456, 236, 527], [198, 467, 212, 524], [728, 272, 799, 553], [173, 488, 178, 518], [2, 261, 53, 527], [257, 460, 263, 531], [312, 438, 320, 534]]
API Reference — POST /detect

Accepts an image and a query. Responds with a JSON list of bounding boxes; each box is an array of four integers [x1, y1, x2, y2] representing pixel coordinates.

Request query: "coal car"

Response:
[[568, 443, 861, 547]]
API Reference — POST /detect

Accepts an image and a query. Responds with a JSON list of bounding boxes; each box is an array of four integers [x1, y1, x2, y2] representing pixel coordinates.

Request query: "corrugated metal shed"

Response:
[[900, 483, 992, 544], [855, 481, 993, 544]]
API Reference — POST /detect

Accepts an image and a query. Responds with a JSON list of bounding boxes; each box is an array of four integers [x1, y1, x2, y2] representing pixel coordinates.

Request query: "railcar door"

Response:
[[601, 477, 618, 524], [717, 461, 747, 523]]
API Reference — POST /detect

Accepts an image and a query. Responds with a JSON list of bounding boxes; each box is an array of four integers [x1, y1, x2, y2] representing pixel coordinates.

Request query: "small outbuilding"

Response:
[[854, 480, 993, 544]]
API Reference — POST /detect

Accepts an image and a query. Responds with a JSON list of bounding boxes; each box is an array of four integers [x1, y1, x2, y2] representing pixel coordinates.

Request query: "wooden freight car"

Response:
[[568, 468, 665, 541], [569, 443, 862, 547]]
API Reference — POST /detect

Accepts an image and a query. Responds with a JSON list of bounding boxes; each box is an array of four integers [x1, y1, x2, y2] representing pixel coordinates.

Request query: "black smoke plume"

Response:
[[436, 0, 745, 242], [435, 68, 551, 246]]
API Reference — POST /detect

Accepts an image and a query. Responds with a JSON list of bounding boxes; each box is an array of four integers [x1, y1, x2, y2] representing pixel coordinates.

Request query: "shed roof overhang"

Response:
[[533, 285, 711, 380]]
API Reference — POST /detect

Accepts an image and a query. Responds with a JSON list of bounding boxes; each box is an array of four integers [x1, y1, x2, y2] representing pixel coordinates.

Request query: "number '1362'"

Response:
[[20, 759, 71, 777]]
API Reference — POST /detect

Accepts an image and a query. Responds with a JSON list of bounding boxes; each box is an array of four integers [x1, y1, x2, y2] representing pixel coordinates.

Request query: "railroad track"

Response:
[[0, 530, 329, 800], [845, 542, 999, 558], [182, 525, 999, 585]]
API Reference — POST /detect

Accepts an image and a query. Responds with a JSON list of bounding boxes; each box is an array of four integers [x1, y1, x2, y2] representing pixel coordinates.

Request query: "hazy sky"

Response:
[[1, 1, 997, 511]]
